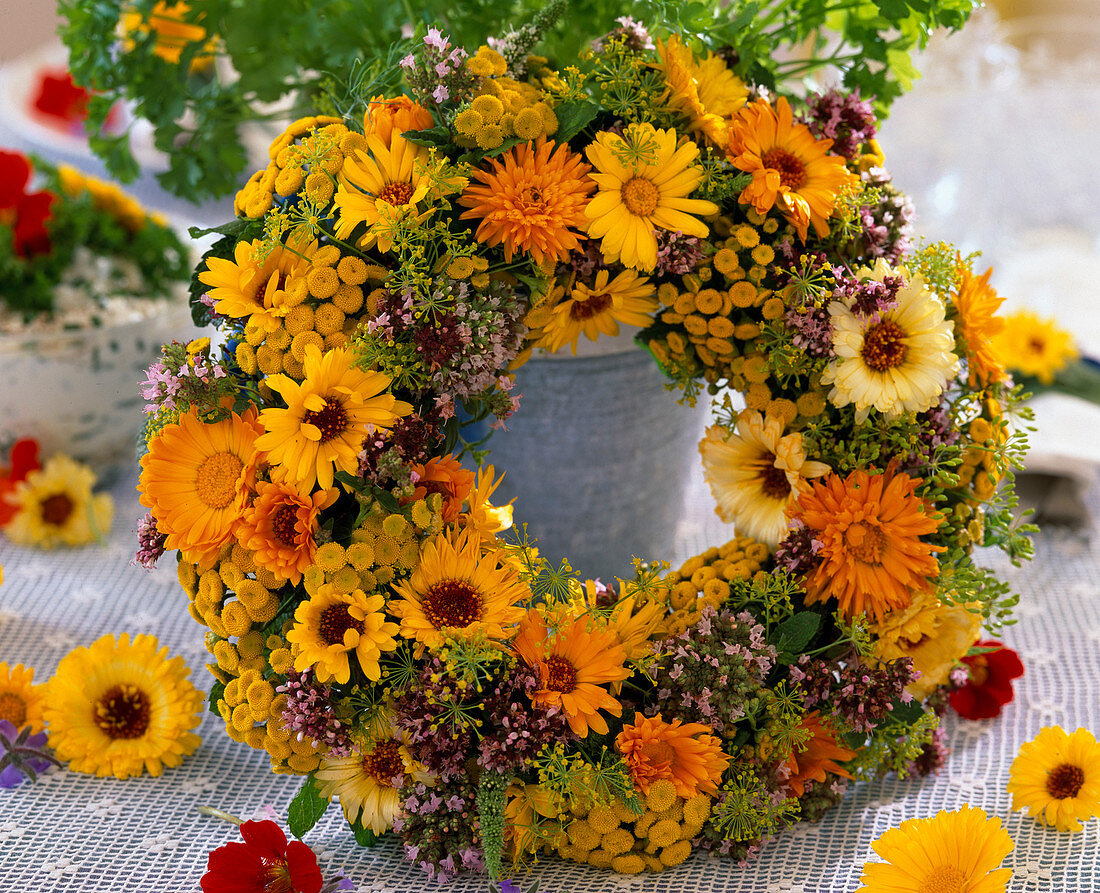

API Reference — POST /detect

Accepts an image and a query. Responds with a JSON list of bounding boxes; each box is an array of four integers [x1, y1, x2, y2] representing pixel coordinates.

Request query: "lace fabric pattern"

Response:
[[0, 468, 1097, 892]]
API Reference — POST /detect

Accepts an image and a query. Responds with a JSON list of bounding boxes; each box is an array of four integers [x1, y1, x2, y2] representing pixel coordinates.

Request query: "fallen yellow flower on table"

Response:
[[1007, 725, 1100, 832]]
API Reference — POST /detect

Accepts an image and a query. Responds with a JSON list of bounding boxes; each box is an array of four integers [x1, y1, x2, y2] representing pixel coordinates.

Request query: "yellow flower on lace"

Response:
[[5, 455, 112, 549], [857, 806, 1013, 893], [43, 633, 202, 779], [0, 662, 45, 734], [584, 124, 717, 273], [1008, 726, 1100, 832]]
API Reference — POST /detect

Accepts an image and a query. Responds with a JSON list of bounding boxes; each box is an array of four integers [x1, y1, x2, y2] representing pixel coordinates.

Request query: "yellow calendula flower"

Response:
[[390, 527, 530, 650], [857, 806, 1013, 893], [584, 123, 717, 273], [256, 344, 412, 492], [461, 465, 514, 542], [5, 454, 113, 549], [43, 633, 202, 779], [198, 238, 312, 334], [953, 264, 1006, 388], [541, 269, 659, 354], [654, 35, 748, 149], [315, 730, 429, 833], [1007, 726, 1100, 832], [0, 662, 46, 734], [699, 411, 830, 550], [990, 310, 1077, 385], [286, 583, 399, 684]]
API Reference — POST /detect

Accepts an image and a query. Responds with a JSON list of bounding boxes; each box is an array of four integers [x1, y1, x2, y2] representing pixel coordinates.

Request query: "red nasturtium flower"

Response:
[[0, 439, 41, 526], [0, 150, 55, 258], [32, 70, 91, 125], [949, 640, 1025, 720], [200, 820, 323, 893]]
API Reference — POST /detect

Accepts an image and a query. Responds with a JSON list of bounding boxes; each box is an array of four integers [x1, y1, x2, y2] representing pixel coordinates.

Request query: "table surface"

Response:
[[1, 465, 1098, 893]]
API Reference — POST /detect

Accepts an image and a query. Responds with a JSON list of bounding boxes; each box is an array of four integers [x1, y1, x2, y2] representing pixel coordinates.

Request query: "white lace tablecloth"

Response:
[[1, 466, 1098, 893]]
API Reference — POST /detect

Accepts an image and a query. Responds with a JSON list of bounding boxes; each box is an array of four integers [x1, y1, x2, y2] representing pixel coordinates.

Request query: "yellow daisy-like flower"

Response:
[[139, 409, 262, 569], [584, 123, 717, 273], [461, 465, 514, 542], [458, 139, 595, 266], [728, 96, 856, 241], [286, 584, 399, 684], [513, 608, 630, 737], [505, 782, 561, 862], [700, 411, 830, 550], [871, 590, 982, 701], [256, 344, 412, 492], [43, 633, 202, 779], [235, 480, 338, 585], [0, 662, 45, 733], [1007, 726, 1100, 832], [821, 260, 960, 422], [856, 805, 1014, 893], [990, 310, 1078, 385], [197, 238, 309, 333], [5, 454, 113, 549], [654, 35, 748, 149], [953, 264, 1006, 388], [333, 132, 432, 252], [789, 466, 944, 621], [120, 1, 213, 67], [315, 730, 429, 833], [541, 268, 658, 354], [390, 527, 530, 650]]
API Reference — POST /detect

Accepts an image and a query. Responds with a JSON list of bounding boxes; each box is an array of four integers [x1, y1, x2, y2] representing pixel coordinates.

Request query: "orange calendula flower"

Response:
[[654, 35, 748, 150], [406, 455, 476, 523], [788, 466, 944, 620], [256, 344, 412, 492], [616, 712, 730, 798], [362, 94, 434, 144], [513, 609, 629, 737], [728, 96, 855, 240], [953, 265, 1006, 388], [139, 409, 262, 569], [459, 139, 595, 266], [783, 711, 855, 797], [235, 480, 337, 585]]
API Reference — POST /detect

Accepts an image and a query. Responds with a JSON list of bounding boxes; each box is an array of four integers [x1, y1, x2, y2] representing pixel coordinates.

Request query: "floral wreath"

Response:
[[135, 13, 1032, 883]]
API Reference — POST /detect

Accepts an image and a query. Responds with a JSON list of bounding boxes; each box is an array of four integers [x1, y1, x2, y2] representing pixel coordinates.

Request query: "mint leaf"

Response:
[[287, 776, 329, 839]]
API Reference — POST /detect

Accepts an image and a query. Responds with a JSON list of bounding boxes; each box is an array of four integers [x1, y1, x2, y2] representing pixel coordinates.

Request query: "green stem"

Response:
[[197, 806, 244, 826]]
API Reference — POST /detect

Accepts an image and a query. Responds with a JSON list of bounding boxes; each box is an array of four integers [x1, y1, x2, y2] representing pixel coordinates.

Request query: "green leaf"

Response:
[[772, 611, 820, 654], [207, 680, 226, 717], [888, 698, 927, 725], [350, 819, 378, 847], [287, 776, 329, 839], [553, 100, 599, 143], [402, 125, 453, 149]]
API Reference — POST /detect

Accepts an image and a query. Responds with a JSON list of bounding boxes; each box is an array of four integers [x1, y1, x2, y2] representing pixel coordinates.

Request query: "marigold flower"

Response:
[[1007, 726, 1100, 832], [616, 712, 729, 798]]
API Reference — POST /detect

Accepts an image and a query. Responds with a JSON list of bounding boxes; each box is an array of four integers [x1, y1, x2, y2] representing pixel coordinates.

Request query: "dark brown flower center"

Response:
[[761, 148, 807, 190], [758, 452, 791, 500], [378, 182, 415, 206], [421, 579, 483, 629], [0, 692, 27, 727], [621, 176, 659, 217], [40, 493, 75, 526], [545, 655, 578, 693], [362, 738, 405, 784], [844, 521, 887, 565], [569, 292, 613, 321], [303, 397, 349, 444], [319, 604, 364, 645], [94, 684, 151, 740], [1047, 763, 1085, 799], [861, 319, 908, 371], [271, 503, 299, 546]]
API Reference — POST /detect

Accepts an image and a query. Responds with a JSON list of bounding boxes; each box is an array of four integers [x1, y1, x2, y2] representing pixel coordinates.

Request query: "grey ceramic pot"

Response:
[[484, 333, 709, 581]]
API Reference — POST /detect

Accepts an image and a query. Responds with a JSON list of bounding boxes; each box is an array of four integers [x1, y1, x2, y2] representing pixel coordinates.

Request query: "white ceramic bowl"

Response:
[[0, 297, 197, 474]]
